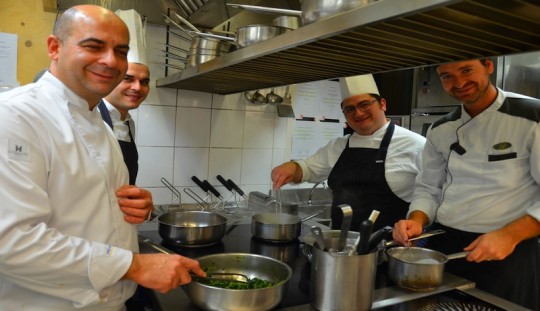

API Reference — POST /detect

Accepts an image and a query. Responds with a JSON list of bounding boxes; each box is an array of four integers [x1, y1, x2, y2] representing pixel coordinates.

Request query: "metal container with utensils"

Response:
[[311, 233, 377, 311]]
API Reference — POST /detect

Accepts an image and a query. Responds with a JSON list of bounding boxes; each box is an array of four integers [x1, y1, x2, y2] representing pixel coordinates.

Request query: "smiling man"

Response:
[[271, 75, 426, 232], [99, 62, 150, 185], [393, 58, 540, 310]]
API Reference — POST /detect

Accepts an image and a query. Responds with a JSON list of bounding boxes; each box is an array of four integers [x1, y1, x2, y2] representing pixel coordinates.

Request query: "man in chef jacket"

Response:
[[0, 5, 204, 310], [393, 58, 540, 310], [271, 75, 426, 232], [99, 62, 150, 185]]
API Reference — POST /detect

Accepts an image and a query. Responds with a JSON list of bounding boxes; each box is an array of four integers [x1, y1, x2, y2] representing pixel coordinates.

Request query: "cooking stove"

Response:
[[138, 223, 529, 311]]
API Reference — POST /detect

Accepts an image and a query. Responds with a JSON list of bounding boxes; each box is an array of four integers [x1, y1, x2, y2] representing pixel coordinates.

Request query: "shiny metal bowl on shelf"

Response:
[[184, 253, 293, 311]]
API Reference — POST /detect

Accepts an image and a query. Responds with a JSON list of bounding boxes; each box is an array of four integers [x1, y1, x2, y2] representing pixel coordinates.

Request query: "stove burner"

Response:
[[418, 302, 500, 311]]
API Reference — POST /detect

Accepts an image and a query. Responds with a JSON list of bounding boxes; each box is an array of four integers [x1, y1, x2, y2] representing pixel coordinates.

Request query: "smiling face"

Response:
[[105, 62, 150, 119], [47, 5, 130, 107], [436, 59, 498, 116], [342, 93, 388, 135]]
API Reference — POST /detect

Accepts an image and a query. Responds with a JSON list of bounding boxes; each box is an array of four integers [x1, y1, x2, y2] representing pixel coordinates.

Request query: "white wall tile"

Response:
[[210, 110, 244, 148], [137, 146, 174, 188], [241, 148, 273, 186], [137, 105, 176, 147], [144, 86, 177, 107], [175, 107, 211, 147], [273, 116, 289, 148], [243, 111, 275, 148], [208, 148, 242, 186], [147, 187, 176, 206], [177, 90, 212, 108], [213, 93, 245, 110], [173, 147, 210, 187], [272, 148, 286, 168]]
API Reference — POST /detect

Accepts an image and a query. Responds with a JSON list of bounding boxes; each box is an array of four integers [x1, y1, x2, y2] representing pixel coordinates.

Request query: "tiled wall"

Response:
[[134, 24, 310, 206]]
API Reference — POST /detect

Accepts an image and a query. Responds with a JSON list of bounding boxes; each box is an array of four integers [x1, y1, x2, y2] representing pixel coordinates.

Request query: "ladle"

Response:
[[253, 90, 268, 105], [243, 91, 255, 103], [266, 88, 283, 105]]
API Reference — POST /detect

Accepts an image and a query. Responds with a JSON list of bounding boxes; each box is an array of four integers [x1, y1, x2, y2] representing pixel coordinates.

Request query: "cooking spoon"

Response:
[[266, 88, 283, 105]]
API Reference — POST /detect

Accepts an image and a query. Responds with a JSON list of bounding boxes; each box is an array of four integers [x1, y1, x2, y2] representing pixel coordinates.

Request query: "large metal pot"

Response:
[[184, 253, 293, 311], [300, 0, 378, 25], [157, 211, 227, 247], [387, 247, 468, 290], [302, 229, 360, 261]]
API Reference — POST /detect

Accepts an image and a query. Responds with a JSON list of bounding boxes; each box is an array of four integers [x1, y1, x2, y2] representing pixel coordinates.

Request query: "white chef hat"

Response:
[[339, 74, 379, 101], [116, 9, 148, 64]]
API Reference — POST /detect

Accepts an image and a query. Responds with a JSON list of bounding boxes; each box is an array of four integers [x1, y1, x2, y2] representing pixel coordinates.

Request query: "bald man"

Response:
[[0, 5, 204, 310]]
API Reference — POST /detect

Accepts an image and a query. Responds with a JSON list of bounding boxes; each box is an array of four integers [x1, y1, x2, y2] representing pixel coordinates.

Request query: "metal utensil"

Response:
[[310, 226, 326, 251], [337, 204, 353, 251], [253, 90, 268, 105], [356, 219, 374, 255], [266, 88, 283, 105]]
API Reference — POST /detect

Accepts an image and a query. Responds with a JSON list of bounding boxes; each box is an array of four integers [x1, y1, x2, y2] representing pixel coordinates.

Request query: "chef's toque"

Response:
[[339, 74, 379, 101], [115, 9, 147, 64]]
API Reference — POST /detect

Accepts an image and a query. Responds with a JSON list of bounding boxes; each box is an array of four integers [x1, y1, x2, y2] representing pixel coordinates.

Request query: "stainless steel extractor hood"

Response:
[[156, 0, 540, 94]]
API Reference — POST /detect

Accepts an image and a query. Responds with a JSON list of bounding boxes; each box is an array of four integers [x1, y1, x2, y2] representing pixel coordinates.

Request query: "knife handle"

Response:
[[203, 180, 222, 199], [217, 175, 233, 191], [191, 176, 209, 192], [227, 179, 245, 197]]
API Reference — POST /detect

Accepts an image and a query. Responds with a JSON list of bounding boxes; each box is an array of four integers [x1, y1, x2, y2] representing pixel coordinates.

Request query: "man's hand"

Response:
[[116, 185, 154, 224], [271, 162, 302, 190], [125, 253, 206, 293], [392, 211, 429, 245]]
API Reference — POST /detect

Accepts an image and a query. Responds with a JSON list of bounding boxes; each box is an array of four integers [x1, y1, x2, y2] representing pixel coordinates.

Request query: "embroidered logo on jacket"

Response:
[[492, 142, 512, 150], [8, 139, 30, 162]]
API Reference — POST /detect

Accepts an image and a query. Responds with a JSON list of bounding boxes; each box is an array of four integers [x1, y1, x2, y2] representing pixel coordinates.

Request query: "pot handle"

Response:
[[140, 237, 175, 254], [447, 251, 470, 260]]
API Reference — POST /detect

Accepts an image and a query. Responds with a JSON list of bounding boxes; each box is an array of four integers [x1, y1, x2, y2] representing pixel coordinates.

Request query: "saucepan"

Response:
[[387, 247, 469, 290], [251, 208, 329, 242], [157, 211, 227, 247]]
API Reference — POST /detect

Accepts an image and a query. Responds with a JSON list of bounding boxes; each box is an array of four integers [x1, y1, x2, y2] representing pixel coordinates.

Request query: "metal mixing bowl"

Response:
[[184, 253, 293, 311]]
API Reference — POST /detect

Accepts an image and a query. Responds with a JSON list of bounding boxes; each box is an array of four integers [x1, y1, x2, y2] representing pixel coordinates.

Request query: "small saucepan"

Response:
[[157, 211, 227, 247], [387, 247, 469, 290], [251, 209, 328, 242]]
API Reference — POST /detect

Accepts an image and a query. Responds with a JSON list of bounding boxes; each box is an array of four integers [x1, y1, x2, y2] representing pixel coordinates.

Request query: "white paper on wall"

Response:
[[0, 32, 18, 87]]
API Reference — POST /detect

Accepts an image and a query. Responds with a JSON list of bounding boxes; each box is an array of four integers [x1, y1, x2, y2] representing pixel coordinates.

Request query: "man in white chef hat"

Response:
[[271, 74, 426, 231]]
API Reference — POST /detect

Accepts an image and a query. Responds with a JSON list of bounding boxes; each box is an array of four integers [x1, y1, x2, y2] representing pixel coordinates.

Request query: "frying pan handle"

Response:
[[141, 238, 175, 255], [192, 176, 209, 192], [217, 175, 233, 191]]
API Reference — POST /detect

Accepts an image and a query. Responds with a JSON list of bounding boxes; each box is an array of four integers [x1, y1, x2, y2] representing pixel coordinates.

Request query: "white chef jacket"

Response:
[[0, 72, 137, 310], [100, 99, 136, 143], [411, 89, 540, 233], [298, 121, 426, 202]]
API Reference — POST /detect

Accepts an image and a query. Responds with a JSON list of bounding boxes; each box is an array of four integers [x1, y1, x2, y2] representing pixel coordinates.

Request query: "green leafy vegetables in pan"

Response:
[[198, 277, 274, 289]]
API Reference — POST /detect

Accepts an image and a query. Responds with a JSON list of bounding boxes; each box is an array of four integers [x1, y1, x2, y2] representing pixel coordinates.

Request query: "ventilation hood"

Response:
[[155, 0, 540, 94]]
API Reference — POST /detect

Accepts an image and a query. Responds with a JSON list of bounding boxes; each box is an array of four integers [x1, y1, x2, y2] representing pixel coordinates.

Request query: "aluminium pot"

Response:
[[184, 253, 293, 311], [157, 211, 227, 247], [252, 209, 328, 242], [235, 24, 290, 48], [387, 247, 468, 290], [300, 0, 378, 25]]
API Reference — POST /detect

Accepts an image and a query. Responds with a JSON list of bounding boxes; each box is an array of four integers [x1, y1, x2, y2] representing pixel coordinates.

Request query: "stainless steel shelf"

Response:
[[156, 0, 540, 94]]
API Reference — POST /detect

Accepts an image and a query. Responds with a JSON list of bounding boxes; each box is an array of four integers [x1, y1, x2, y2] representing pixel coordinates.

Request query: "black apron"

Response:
[[98, 101, 138, 185], [427, 223, 540, 310], [327, 122, 409, 232], [119, 120, 139, 185]]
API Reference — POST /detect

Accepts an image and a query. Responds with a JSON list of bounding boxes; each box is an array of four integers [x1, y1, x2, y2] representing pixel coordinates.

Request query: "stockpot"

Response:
[[300, 0, 378, 25]]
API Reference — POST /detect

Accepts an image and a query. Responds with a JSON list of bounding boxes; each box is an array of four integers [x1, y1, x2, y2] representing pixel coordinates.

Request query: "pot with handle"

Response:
[[387, 247, 469, 290], [157, 211, 227, 247], [251, 208, 329, 242]]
